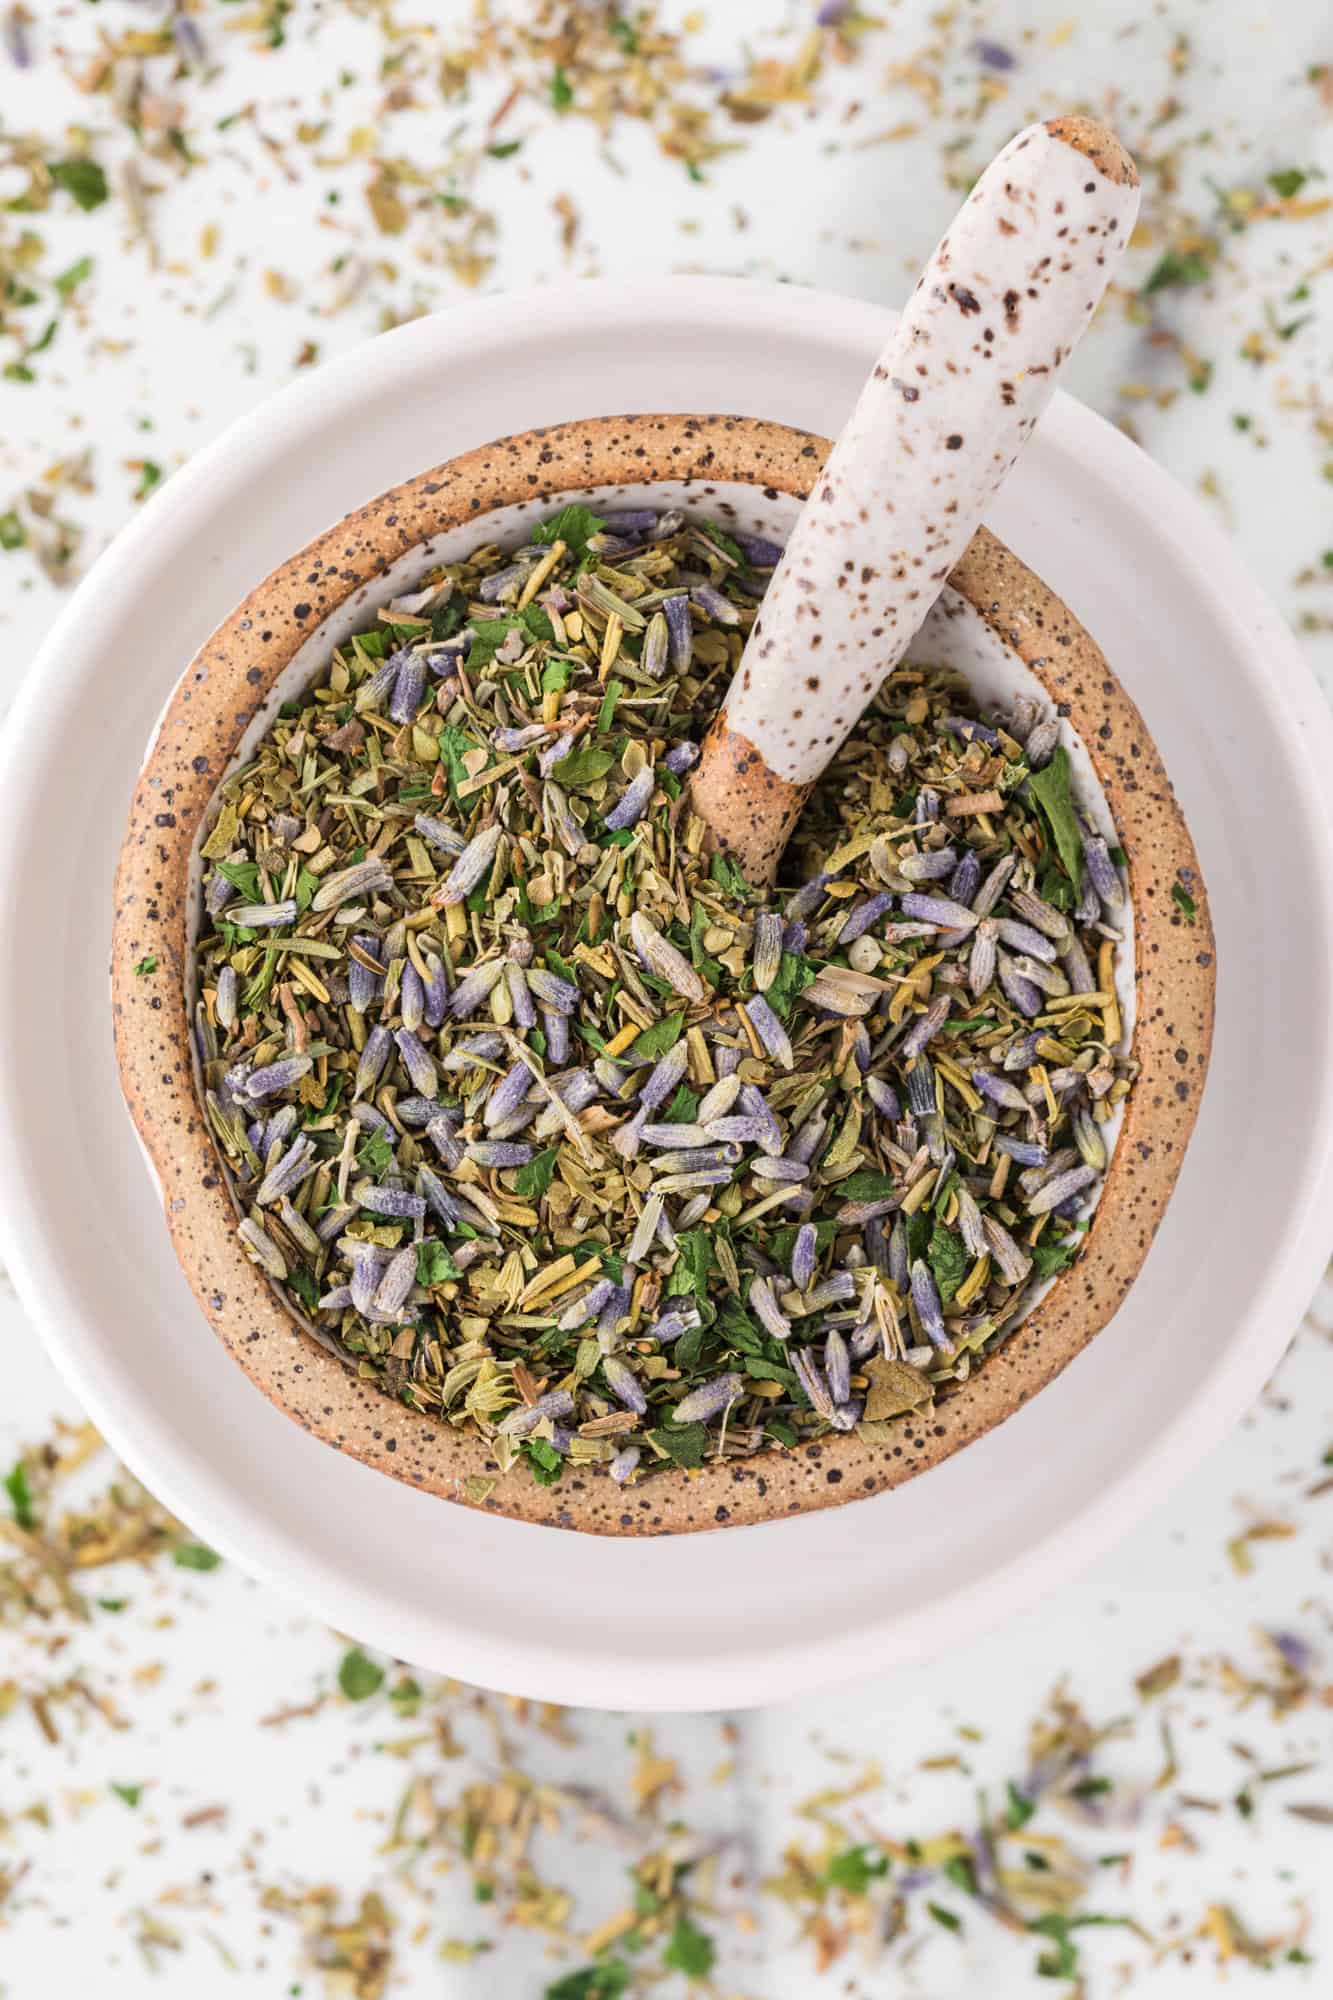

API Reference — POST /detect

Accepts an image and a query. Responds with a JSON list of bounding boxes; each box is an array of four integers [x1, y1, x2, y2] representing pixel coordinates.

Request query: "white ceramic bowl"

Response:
[[2, 277, 1330, 1708]]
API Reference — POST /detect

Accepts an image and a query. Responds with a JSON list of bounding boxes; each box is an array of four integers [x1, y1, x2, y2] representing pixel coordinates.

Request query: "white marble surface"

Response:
[[1, 4, 1331, 1995]]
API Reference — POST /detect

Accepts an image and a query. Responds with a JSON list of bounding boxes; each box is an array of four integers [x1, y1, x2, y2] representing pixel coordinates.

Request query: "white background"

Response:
[[1, 3, 1331, 1996]]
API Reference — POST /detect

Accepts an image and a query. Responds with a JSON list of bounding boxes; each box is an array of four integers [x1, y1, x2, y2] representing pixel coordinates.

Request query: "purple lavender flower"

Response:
[[663, 740, 699, 775], [839, 892, 895, 942], [245, 1054, 313, 1100], [663, 593, 693, 671], [354, 1024, 392, 1099], [998, 956, 1043, 1019], [910, 1260, 950, 1350], [604, 766, 655, 831], [602, 1356, 647, 1415], [357, 1184, 427, 1221], [672, 1372, 743, 1425], [413, 811, 466, 857], [388, 652, 426, 724]]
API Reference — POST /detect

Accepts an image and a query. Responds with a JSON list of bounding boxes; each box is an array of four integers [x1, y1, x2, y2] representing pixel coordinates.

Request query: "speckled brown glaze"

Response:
[[694, 116, 1141, 882], [1044, 114, 1138, 188], [689, 714, 811, 878], [112, 413, 1213, 1536]]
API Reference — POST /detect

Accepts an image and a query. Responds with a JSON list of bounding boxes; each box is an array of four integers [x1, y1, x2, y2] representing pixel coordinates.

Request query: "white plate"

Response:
[[2, 277, 1330, 1711]]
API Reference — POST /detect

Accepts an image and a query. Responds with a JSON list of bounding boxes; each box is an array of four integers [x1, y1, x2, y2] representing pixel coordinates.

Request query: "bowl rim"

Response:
[[110, 407, 1212, 1537]]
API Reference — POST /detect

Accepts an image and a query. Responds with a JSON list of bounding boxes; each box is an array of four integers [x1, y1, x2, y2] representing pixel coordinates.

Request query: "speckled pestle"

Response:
[[690, 114, 1140, 883]]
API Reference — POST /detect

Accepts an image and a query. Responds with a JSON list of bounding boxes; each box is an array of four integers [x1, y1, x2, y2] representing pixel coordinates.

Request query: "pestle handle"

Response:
[[690, 115, 1140, 884]]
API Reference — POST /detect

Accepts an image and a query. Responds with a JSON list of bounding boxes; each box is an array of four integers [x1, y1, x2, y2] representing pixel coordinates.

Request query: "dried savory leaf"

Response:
[[861, 1356, 933, 1421]]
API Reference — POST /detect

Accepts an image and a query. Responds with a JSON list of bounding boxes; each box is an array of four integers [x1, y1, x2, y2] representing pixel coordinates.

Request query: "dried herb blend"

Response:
[[192, 502, 1132, 1490]]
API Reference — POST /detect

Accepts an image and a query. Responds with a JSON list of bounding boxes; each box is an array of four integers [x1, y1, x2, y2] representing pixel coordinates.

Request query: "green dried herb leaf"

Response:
[[544, 1964, 631, 2000], [927, 1221, 967, 1306], [430, 599, 465, 643], [765, 951, 819, 1020], [1029, 1911, 1132, 1981], [532, 502, 604, 553], [214, 857, 262, 898], [4, 1460, 36, 1530], [669, 1228, 713, 1297], [597, 679, 624, 734], [1026, 746, 1084, 885], [289, 1267, 320, 1310], [48, 158, 109, 211], [110, 1782, 143, 1809], [663, 1915, 715, 1979], [823, 1844, 890, 1894], [133, 955, 158, 978], [338, 1648, 385, 1700], [357, 1128, 396, 1177], [550, 745, 616, 789], [1006, 1781, 1036, 1829], [687, 905, 723, 987], [522, 1437, 564, 1485], [466, 606, 553, 671], [709, 851, 752, 901], [1142, 247, 1211, 295], [650, 1422, 709, 1468], [628, 1011, 685, 1060], [173, 1543, 221, 1572], [673, 1323, 706, 1371], [54, 254, 93, 299], [0, 510, 26, 551], [417, 1240, 463, 1285], [512, 1147, 560, 1200], [837, 1170, 897, 1201], [437, 724, 484, 802], [717, 1307, 761, 1354], [1031, 1235, 1077, 1279], [699, 519, 745, 563]]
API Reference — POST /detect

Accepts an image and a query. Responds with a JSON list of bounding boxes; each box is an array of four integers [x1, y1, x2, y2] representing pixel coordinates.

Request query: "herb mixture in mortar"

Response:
[[192, 502, 1132, 1490]]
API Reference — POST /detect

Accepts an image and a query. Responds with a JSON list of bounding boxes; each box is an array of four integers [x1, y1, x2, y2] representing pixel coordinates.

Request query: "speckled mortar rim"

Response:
[[112, 413, 1214, 1537]]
